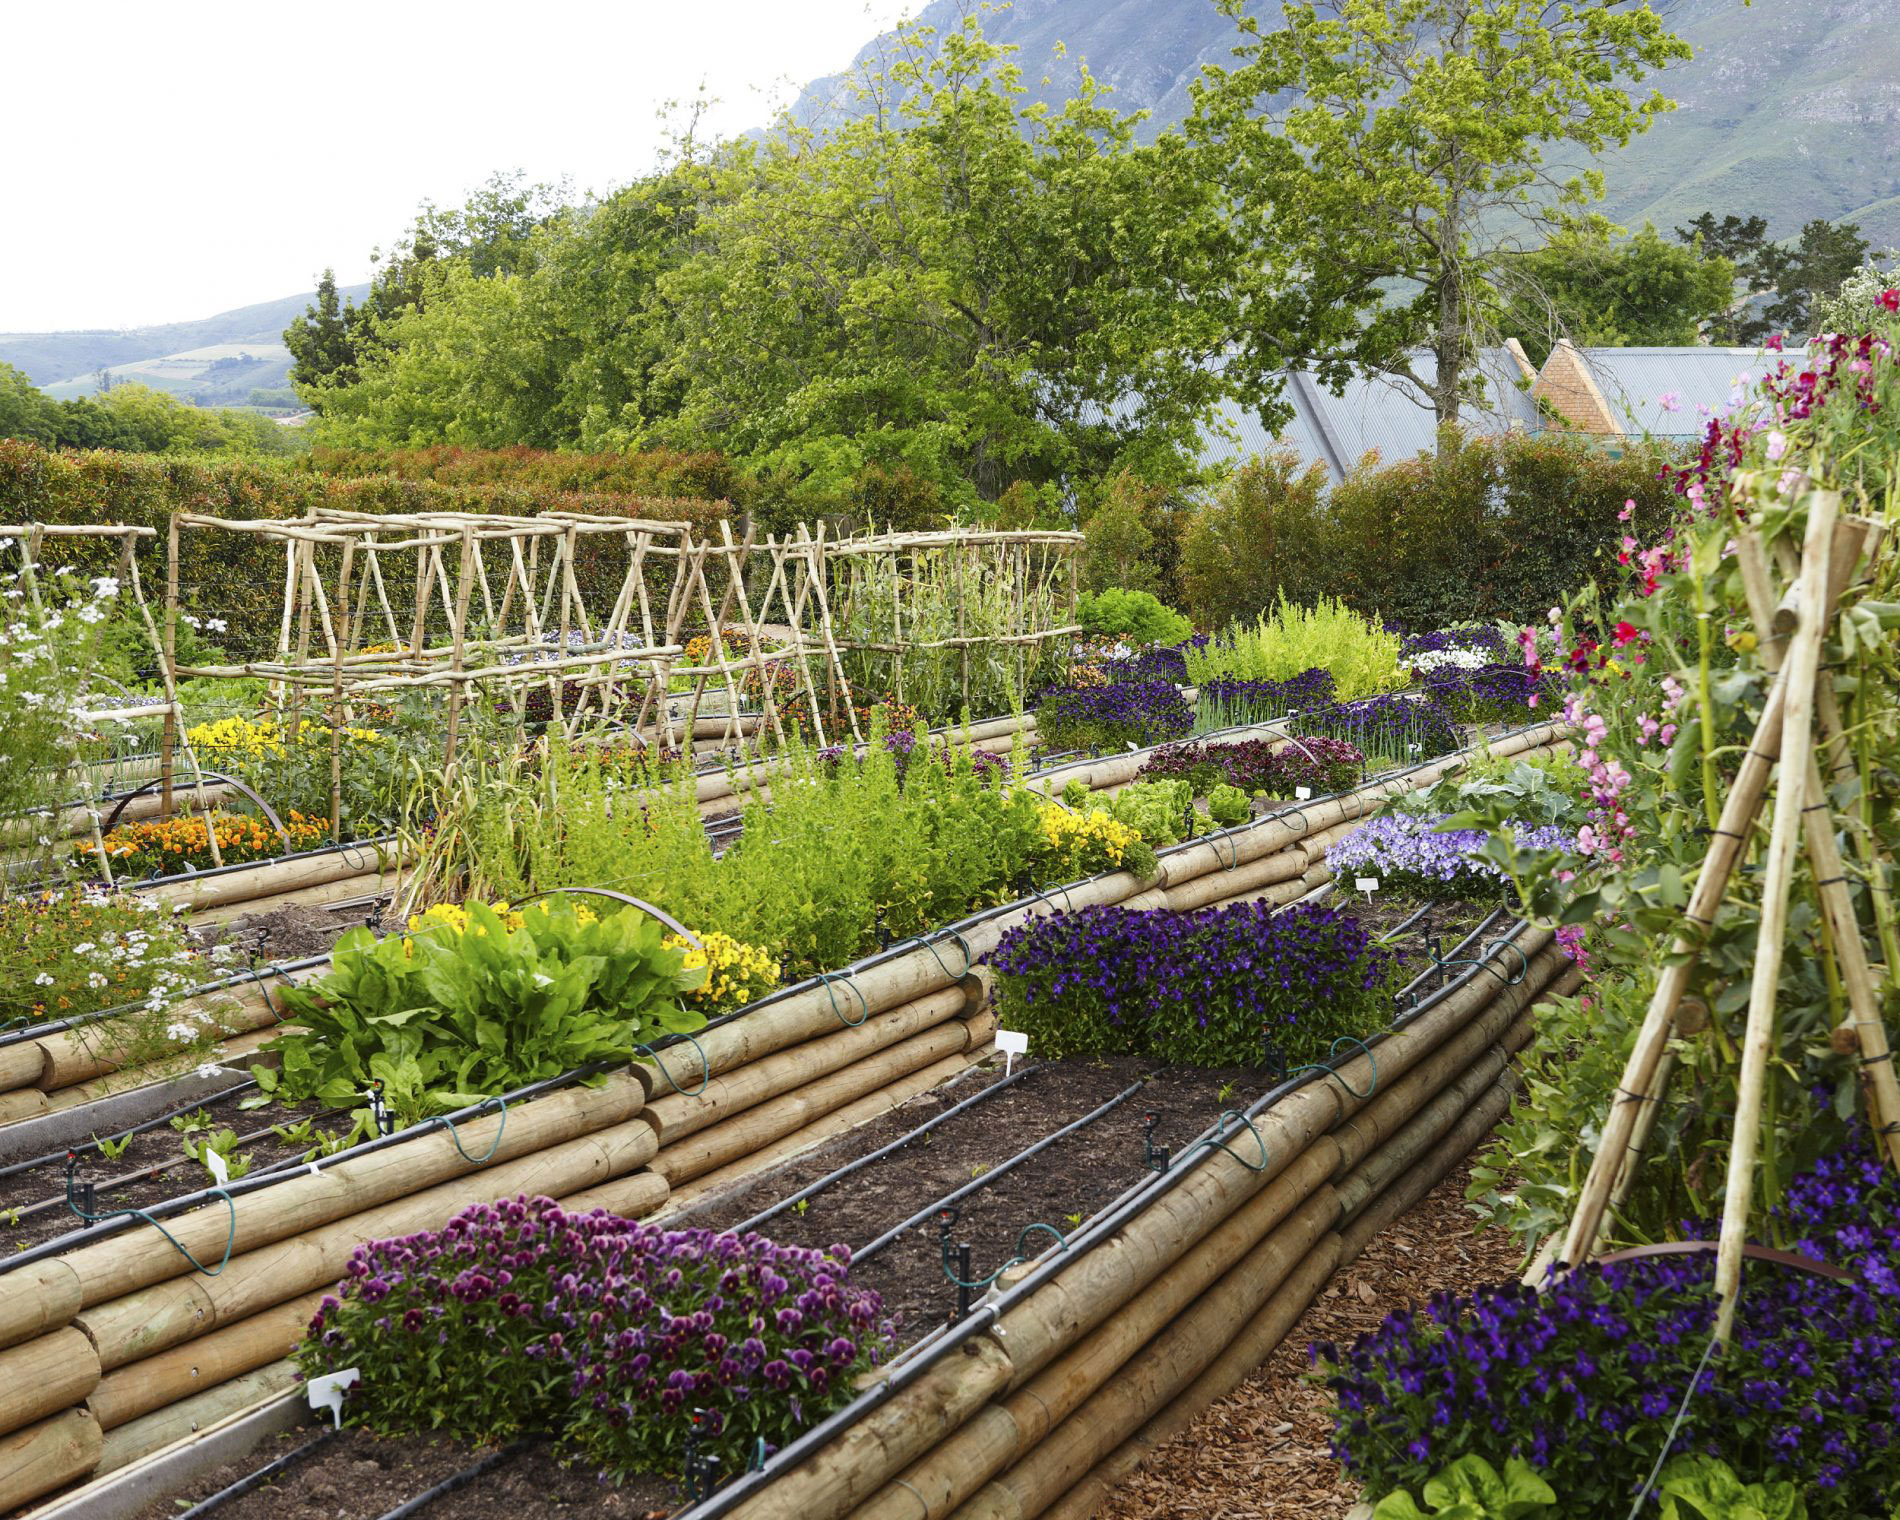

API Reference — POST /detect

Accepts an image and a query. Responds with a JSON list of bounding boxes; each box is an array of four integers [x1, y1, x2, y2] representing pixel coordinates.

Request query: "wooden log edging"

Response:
[[0, 722, 1563, 1511], [685, 924, 1574, 1520]]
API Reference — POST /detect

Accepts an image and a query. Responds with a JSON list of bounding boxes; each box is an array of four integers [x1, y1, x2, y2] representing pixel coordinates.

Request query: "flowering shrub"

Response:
[[1035, 680, 1193, 752], [991, 902, 1393, 1068], [81, 809, 331, 877], [266, 900, 705, 1135], [0, 885, 211, 1027], [667, 930, 780, 1015], [1318, 1142, 1900, 1516], [296, 1196, 893, 1478], [1033, 801, 1155, 882], [1326, 813, 1573, 901], [1419, 664, 1560, 725]]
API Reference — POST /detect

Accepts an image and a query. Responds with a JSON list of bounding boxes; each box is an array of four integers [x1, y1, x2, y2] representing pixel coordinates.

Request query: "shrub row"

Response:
[[0, 441, 732, 652]]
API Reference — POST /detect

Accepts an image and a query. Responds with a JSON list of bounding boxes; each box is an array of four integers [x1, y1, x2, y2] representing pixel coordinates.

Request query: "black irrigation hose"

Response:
[[733, 1064, 1040, 1237], [677, 918, 1537, 1520], [0, 953, 332, 1049], [853, 1074, 1152, 1266], [1392, 906, 1509, 1005], [373, 1440, 533, 1520], [0, 1080, 259, 1182], [171, 1428, 339, 1520], [0, 1060, 623, 1280], [7, 1113, 317, 1222]]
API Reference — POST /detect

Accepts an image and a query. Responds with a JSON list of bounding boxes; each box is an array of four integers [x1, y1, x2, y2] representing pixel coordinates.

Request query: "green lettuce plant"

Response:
[[264, 901, 705, 1136], [1371, 1455, 1556, 1519]]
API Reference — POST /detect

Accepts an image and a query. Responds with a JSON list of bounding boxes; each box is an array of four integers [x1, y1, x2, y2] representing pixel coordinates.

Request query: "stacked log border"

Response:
[[0, 721, 1563, 1512], [0, 705, 1295, 1134], [685, 921, 1578, 1520]]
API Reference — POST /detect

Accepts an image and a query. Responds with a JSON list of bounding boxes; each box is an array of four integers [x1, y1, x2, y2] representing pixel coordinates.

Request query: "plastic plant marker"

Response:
[[1355, 876, 1380, 894], [307, 1367, 359, 1429], [996, 1028, 1029, 1078], [202, 1148, 228, 1186], [1295, 785, 1312, 800]]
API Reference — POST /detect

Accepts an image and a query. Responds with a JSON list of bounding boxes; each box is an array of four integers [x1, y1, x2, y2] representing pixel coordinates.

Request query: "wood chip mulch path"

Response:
[[1094, 1160, 1522, 1520]]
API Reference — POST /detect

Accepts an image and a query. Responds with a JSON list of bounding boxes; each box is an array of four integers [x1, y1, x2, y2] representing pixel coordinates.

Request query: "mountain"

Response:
[[794, 0, 1900, 250], [0, 284, 371, 407]]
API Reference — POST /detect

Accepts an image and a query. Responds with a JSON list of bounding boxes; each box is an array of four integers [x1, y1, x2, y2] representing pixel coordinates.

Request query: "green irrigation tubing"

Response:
[[1189, 1108, 1274, 1172], [816, 970, 872, 1028], [1426, 935, 1531, 987], [633, 1033, 712, 1097], [1289, 1035, 1380, 1101], [65, 1154, 237, 1278], [942, 1219, 1071, 1292], [429, 1097, 508, 1163]]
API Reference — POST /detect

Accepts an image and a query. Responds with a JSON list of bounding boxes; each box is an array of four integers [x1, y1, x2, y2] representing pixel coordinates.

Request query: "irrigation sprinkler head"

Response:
[[1141, 1112, 1171, 1174]]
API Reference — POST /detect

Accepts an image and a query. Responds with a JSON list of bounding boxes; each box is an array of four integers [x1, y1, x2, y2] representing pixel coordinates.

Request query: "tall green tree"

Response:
[[1192, 0, 1690, 428], [1676, 212, 1871, 342], [1502, 222, 1734, 363], [648, 14, 1236, 506], [285, 269, 357, 392]]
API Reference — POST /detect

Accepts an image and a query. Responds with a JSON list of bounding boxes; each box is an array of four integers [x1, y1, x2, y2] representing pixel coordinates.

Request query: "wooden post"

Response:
[[160, 515, 179, 815], [442, 529, 477, 769], [1714, 489, 1835, 1343]]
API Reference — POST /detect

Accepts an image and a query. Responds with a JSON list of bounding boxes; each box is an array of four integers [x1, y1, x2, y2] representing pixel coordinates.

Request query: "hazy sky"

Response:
[[1, 0, 911, 333]]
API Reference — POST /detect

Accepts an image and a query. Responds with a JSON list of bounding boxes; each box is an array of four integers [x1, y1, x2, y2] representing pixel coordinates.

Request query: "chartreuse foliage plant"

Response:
[[1075, 588, 1193, 647], [265, 900, 705, 1136], [1185, 596, 1405, 700], [415, 723, 1177, 981], [1370, 1455, 1555, 1519], [297, 1195, 893, 1479]]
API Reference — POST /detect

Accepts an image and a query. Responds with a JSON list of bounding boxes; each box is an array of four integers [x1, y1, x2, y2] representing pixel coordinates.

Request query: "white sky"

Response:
[[0, 0, 911, 333]]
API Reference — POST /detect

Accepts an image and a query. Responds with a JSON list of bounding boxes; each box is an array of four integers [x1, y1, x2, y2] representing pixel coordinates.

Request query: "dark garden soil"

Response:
[[0, 1086, 350, 1252], [1094, 1159, 1524, 1520], [1344, 895, 1498, 986], [683, 1055, 1272, 1345], [193, 902, 391, 963], [122, 1428, 676, 1520]]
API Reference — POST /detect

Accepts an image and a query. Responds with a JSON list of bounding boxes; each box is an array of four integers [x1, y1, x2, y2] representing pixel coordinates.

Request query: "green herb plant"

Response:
[[265, 901, 707, 1138]]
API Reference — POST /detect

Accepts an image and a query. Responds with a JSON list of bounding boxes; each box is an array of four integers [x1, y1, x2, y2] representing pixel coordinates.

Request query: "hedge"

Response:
[[1180, 429, 1684, 630], [0, 442, 734, 657]]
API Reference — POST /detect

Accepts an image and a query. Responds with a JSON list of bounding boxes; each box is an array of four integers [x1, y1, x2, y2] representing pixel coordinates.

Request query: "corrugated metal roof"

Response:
[[1572, 345, 1806, 439], [1197, 348, 1540, 485]]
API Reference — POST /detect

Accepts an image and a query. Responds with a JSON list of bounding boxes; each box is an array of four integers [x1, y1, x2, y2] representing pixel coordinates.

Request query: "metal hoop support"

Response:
[[512, 886, 705, 952]]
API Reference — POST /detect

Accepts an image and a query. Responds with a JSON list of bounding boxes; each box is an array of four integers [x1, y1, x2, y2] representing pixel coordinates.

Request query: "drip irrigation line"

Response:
[[733, 1064, 1040, 1237], [372, 1440, 533, 1520], [943, 1219, 1069, 1292], [0, 1059, 622, 1280], [0, 954, 332, 1049], [0, 1080, 259, 1181], [854, 1073, 1151, 1266], [171, 1429, 338, 1520], [676, 917, 1536, 1520], [6, 1112, 317, 1222], [1392, 907, 1508, 1004], [64, 1153, 238, 1277]]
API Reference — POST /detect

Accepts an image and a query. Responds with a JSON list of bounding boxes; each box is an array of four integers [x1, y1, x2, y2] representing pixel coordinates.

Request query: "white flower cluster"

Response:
[[1409, 647, 1493, 675]]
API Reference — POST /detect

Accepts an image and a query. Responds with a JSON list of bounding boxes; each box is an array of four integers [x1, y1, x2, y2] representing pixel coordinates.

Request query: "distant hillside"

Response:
[[796, 0, 1900, 249], [0, 283, 371, 406]]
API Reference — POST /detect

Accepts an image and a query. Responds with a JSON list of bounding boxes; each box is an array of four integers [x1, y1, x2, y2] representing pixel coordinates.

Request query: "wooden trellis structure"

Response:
[[821, 527, 1083, 718], [1554, 481, 1900, 1343], [1, 522, 227, 880]]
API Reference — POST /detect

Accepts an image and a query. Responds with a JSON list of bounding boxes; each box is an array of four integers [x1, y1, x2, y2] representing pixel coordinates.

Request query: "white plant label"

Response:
[[1294, 786, 1312, 800], [996, 1028, 1029, 1077], [202, 1148, 228, 1186], [1355, 876, 1380, 895], [307, 1367, 360, 1429]]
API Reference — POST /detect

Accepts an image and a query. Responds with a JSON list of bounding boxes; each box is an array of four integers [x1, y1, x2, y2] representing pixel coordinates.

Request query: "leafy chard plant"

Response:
[[263, 900, 705, 1136]]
